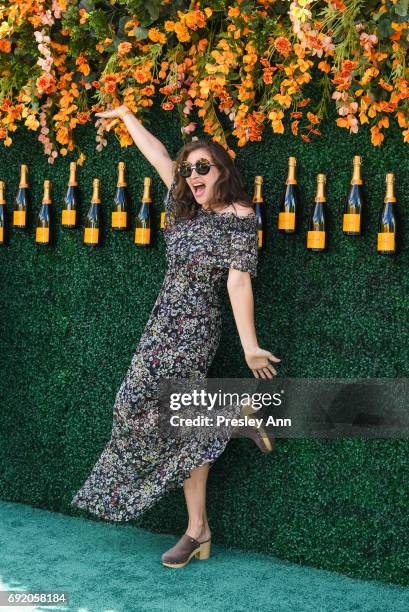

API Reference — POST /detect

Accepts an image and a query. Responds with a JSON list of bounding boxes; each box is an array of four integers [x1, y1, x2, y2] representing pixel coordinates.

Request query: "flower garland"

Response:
[[0, 0, 407, 164]]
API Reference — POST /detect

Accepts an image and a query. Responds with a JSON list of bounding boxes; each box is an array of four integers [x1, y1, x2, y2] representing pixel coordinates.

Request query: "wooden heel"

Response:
[[240, 401, 257, 418], [195, 539, 211, 560]]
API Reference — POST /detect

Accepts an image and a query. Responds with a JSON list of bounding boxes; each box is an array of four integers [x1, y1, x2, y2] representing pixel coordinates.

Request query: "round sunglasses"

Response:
[[177, 159, 216, 178]]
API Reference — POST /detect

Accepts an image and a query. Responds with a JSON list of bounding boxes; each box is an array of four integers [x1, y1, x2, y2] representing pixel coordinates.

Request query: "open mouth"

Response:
[[192, 182, 206, 197]]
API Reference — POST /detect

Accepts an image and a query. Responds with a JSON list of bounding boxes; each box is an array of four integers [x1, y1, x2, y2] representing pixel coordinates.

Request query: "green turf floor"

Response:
[[0, 500, 408, 612]]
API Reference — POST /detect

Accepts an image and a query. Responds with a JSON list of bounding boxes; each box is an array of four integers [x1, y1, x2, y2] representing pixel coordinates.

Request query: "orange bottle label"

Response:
[[278, 211, 295, 230], [307, 230, 325, 249], [62, 209, 76, 225], [0, 227, 3, 242], [377, 232, 395, 251], [112, 211, 127, 227], [13, 210, 26, 226], [343, 213, 360, 232], [84, 227, 99, 244], [258, 229, 263, 248], [160, 211, 165, 229], [134, 227, 151, 244], [36, 227, 49, 243]]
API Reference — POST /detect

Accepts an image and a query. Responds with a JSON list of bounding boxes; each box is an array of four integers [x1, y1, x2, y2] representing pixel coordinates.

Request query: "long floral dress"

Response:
[[70, 180, 258, 522]]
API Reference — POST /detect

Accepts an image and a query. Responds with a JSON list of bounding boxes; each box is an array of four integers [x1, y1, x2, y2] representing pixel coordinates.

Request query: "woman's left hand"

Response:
[[245, 347, 281, 378]]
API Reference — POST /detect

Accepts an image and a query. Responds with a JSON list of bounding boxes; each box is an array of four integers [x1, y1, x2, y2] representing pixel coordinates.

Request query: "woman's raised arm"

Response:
[[95, 104, 175, 189]]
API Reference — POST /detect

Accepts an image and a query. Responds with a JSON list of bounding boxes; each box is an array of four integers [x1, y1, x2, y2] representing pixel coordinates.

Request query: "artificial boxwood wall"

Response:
[[0, 102, 408, 586]]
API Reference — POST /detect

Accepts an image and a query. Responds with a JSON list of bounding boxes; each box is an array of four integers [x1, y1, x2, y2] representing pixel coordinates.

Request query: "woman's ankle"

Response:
[[186, 521, 211, 541]]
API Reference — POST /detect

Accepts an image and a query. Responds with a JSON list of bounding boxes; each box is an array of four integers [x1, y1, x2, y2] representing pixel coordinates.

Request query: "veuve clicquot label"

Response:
[[252, 175, 264, 249], [36, 179, 52, 245], [62, 161, 78, 228], [13, 164, 29, 228], [112, 161, 128, 230], [307, 173, 326, 251], [135, 177, 152, 246], [343, 155, 364, 235], [84, 178, 100, 245], [0, 180, 6, 244], [377, 173, 396, 255], [278, 156, 299, 233], [160, 211, 166, 230]]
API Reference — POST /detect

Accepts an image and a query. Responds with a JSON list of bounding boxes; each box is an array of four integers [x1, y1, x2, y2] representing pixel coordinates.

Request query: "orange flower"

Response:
[[118, 42, 132, 57], [396, 111, 407, 128], [307, 112, 319, 124], [76, 54, 90, 76], [291, 120, 299, 135], [370, 125, 384, 146], [162, 101, 174, 110], [318, 61, 331, 73], [174, 22, 190, 42], [185, 10, 207, 30], [228, 7, 240, 17], [273, 92, 292, 107], [141, 86, 155, 96], [57, 127, 70, 145], [36, 73, 56, 95], [135, 70, 149, 84], [0, 40, 12, 53], [164, 21, 175, 32], [379, 78, 393, 92], [378, 116, 389, 129], [275, 37, 291, 57], [148, 28, 167, 44]]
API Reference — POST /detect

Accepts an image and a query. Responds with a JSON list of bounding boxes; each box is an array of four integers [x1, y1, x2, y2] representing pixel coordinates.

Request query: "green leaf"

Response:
[[377, 18, 394, 38], [78, 0, 95, 11], [146, 1, 160, 22], [117, 15, 129, 39], [134, 26, 148, 40], [394, 0, 408, 16]]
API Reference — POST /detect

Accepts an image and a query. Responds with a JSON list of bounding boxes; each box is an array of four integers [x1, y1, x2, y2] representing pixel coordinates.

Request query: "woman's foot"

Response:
[[161, 526, 212, 568]]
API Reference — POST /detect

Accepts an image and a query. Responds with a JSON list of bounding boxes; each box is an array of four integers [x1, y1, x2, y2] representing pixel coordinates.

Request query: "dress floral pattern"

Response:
[[70, 180, 258, 522]]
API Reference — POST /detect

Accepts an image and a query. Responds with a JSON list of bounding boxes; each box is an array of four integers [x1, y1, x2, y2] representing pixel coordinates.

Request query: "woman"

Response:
[[70, 104, 281, 568]]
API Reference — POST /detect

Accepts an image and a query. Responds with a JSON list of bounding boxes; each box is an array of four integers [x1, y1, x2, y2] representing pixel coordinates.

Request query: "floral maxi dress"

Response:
[[70, 182, 258, 522]]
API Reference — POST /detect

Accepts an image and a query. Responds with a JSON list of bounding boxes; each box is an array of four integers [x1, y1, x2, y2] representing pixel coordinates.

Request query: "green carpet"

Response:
[[1, 501, 408, 612]]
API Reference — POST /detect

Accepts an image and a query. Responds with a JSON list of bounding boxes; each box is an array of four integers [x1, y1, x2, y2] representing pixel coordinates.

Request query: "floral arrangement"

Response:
[[0, 0, 408, 163]]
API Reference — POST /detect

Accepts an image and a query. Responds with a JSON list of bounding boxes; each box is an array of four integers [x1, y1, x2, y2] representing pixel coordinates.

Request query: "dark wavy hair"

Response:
[[172, 139, 253, 219]]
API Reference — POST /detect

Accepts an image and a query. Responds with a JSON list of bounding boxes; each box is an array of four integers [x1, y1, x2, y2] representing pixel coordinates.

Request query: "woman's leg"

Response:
[[183, 462, 212, 542]]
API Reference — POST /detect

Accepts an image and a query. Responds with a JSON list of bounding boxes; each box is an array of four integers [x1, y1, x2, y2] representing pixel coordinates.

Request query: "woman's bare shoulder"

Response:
[[231, 201, 255, 216]]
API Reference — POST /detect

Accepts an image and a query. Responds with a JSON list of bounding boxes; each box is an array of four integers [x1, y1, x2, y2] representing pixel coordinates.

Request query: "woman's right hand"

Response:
[[95, 104, 130, 119]]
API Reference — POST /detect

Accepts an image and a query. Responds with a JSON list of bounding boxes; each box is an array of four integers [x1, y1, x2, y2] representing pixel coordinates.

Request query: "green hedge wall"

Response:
[[0, 103, 408, 587]]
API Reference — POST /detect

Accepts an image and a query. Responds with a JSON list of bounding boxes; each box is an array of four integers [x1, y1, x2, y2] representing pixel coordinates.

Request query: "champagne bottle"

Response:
[[62, 162, 78, 228], [307, 174, 327, 251], [278, 156, 299, 233], [377, 173, 397, 255], [0, 181, 6, 245], [343, 155, 364, 235], [252, 176, 265, 249], [84, 178, 101, 246], [35, 180, 52, 245], [112, 161, 128, 230], [13, 164, 29, 228], [134, 177, 152, 246]]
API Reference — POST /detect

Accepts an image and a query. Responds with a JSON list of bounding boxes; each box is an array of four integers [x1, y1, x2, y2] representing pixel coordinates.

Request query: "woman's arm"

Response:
[[95, 104, 175, 189], [227, 269, 281, 379]]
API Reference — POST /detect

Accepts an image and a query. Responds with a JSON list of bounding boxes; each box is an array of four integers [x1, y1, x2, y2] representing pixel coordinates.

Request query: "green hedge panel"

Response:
[[0, 104, 408, 586]]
